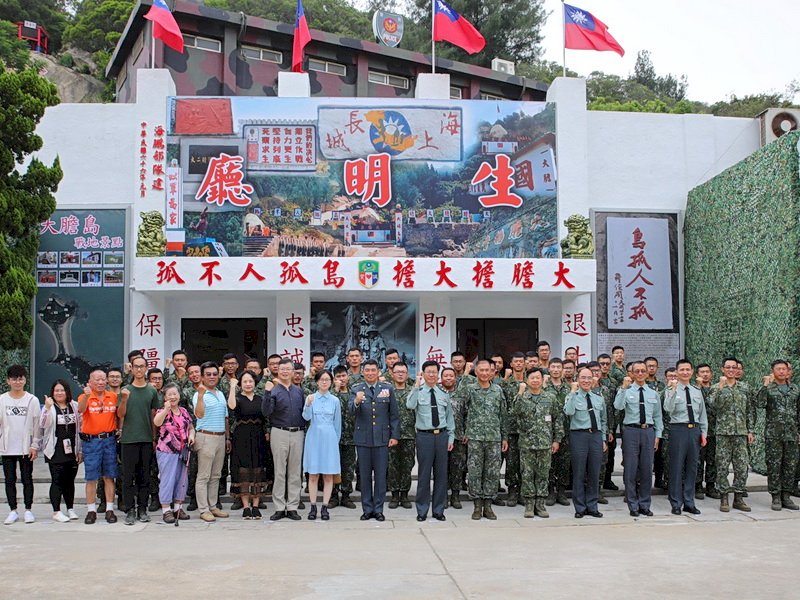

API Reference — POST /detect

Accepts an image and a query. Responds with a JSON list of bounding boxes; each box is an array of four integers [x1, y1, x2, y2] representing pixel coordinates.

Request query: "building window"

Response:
[[308, 58, 347, 76], [480, 92, 506, 101], [241, 45, 282, 64], [183, 34, 222, 53], [368, 71, 410, 90], [450, 86, 463, 99]]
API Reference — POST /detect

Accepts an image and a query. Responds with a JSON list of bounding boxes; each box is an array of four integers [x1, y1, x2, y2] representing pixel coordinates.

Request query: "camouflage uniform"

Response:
[[348, 371, 365, 389], [709, 382, 754, 495], [301, 375, 317, 397], [594, 382, 615, 486], [546, 381, 572, 503], [648, 379, 669, 488], [501, 377, 526, 502], [599, 375, 619, 488], [513, 388, 564, 502], [448, 382, 468, 496], [696, 385, 717, 494], [336, 387, 356, 500], [388, 386, 415, 494], [381, 369, 395, 385], [755, 382, 800, 495], [217, 374, 237, 498], [464, 383, 507, 499]]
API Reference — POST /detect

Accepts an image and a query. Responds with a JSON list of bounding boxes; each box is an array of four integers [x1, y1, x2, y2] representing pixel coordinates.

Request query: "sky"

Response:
[[540, 0, 800, 103]]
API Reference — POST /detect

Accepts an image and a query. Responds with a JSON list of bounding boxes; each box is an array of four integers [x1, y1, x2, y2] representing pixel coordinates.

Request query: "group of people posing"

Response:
[[1, 342, 798, 525]]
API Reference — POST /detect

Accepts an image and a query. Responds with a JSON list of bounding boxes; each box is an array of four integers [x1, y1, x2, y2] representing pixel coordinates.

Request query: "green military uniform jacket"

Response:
[[393, 386, 415, 440], [756, 382, 800, 442], [708, 381, 755, 436], [512, 388, 564, 450], [335, 387, 354, 445], [463, 382, 507, 442]]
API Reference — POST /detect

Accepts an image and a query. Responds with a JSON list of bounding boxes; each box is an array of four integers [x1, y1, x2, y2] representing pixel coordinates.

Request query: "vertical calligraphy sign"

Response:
[[275, 296, 310, 367], [418, 297, 451, 369]]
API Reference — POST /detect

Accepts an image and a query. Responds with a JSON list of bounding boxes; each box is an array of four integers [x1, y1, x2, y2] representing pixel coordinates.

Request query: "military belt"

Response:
[[417, 428, 447, 435]]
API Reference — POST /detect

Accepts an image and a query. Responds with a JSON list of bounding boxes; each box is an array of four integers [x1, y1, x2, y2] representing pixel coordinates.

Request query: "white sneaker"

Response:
[[67, 509, 79, 520], [53, 511, 70, 523], [24, 511, 35, 524], [4, 511, 18, 525]]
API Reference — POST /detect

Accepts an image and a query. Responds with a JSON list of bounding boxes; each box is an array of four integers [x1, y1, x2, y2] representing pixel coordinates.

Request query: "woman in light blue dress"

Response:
[[302, 370, 341, 520]]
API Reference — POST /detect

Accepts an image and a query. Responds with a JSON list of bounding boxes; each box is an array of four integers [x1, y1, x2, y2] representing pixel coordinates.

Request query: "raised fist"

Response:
[[622, 376, 632, 389], [44, 395, 54, 410]]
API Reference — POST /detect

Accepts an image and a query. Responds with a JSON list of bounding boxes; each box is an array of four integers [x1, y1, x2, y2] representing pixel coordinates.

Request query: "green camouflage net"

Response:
[[685, 131, 800, 473]]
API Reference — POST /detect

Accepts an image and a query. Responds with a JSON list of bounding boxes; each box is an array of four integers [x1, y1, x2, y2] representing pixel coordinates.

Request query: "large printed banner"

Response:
[[35, 209, 127, 399], [163, 97, 558, 259]]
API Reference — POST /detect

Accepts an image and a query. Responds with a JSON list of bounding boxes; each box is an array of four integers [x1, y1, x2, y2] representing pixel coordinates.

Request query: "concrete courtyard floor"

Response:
[[2, 460, 799, 599]]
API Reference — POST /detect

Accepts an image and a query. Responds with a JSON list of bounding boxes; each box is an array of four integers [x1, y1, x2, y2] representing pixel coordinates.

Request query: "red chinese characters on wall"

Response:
[[625, 228, 654, 321], [423, 313, 447, 337], [322, 259, 345, 288], [470, 154, 523, 209], [511, 261, 534, 289], [283, 313, 305, 339], [139, 122, 148, 198], [195, 153, 254, 207], [156, 260, 185, 285], [343, 153, 392, 208], [392, 259, 415, 288], [563, 313, 589, 337], [136, 313, 162, 337]]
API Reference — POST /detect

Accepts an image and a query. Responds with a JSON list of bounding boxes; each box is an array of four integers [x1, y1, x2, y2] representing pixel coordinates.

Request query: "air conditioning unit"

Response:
[[758, 108, 800, 146], [491, 58, 515, 76]]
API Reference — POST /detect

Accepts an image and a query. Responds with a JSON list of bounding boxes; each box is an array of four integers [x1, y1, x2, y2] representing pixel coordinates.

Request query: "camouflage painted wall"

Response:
[[685, 131, 800, 472]]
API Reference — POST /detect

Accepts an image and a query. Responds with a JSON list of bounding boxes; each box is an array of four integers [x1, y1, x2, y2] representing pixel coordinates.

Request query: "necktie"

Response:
[[638, 386, 646, 424], [369, 385, 375, 396], [430, 388, 440, 428], [586, 393, 598, 431], [685, 386, 695, 424]]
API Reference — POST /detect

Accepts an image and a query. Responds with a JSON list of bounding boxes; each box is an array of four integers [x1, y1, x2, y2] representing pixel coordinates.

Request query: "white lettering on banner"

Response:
[[136, 257, 596, 293], [317, 107, 462, 161], [606, 217, 673, 330]]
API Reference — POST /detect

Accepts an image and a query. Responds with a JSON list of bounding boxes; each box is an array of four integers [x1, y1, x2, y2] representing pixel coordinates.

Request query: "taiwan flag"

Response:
[[433, 0, 485, 55], [292, 0, 312, 73], [564, 4, 624, 57], [144, 0, 184, 53]]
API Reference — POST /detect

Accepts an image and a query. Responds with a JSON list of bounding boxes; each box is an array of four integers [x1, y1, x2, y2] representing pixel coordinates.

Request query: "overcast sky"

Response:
[[541, 0, 800, 103]]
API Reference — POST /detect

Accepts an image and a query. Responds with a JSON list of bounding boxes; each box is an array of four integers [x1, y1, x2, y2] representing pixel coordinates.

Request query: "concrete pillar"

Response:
[[273, 293, 311, 366], [560, 293, 593, 363], [418, 295, 452, 369]]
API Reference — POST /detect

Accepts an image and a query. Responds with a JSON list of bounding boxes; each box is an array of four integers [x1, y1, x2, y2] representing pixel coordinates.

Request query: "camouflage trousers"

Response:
[[765, 439, 798, 494], [697, 429, 717, 488], [448, 440, 467, 493], [505, 434, 520, 492], [654, 435, 670, 487], [388, 439, 416, 492], [520, 447, 552, 498], [338, 444, 356, 494], [467, 440, 502, 499], [716, 435, 749, 494], [549, 436, 571, 489]]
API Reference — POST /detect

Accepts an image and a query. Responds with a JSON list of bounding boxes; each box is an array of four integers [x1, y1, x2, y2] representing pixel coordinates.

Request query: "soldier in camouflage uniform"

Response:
[[441, 367, 466, 508], [694, 364, 719, 499], [500, 352, 528, 507], [512, 370, 564, 518], [327, 366, 356, 509], [217, 354, 240, 508], [388, 363, 415, 509], [597, 354, 620, 491], [756, 360, 800, 511], [302, 352, 327, 396], [463, 359, 507, 520], [381, 348, 400, 385], [545, 359, 572, 506], [147, 368, 165, 512], [655, 366, 675, 492], [346, 347, 366, 389], [709, 358, 755, 512], [645, 357, 668, 490], [179, 363, 202, 510], [588, 361, 613, 504]]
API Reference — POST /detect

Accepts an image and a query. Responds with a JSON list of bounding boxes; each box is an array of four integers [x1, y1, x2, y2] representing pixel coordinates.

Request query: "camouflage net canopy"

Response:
[[685, 131, 800, 472]]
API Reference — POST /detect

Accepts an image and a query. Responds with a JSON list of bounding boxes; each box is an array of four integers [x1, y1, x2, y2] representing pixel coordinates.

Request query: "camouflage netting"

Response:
[[685, 131, 800, 473], [0, 348, 31, 395]]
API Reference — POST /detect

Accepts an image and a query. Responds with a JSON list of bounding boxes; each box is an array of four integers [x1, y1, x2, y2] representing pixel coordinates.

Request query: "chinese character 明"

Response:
[[511, 261, 534, 289], [470, 154, 523, 209], [344, 153, 392, 208], [156, 260, 185, 285], [322, 259, 344, 288], [563, 313, 589, 337], [552, 261, 575, 289], [392, 259, 415, 288], [472, 260, 495, 289], [434, 260, 457, 288], [283, 313, 305, 339], [239, 263, 266, 282], [199, 260, 222, 286], [423, 313, 447, 337], [137, 313, 162, 337], [195, 153, 254, 207], [280, 261, 309, 285]]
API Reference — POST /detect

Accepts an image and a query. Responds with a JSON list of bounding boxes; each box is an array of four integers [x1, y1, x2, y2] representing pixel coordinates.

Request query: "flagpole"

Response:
[[431, 0, 436, 74], [151, 21, 156, 69], [561, 0, 566, 77]]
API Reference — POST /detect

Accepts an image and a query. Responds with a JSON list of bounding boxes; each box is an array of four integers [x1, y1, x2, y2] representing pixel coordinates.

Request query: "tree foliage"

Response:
[[0, 19, 30, 70], [63, 0, 134, 54], [0, 0, 69, 52], [0, 62, 62, 350]]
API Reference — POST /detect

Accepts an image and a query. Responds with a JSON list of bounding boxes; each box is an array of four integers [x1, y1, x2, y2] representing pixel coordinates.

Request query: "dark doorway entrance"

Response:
[[456, 319, 539, 362], [181, 318, 268, 365]]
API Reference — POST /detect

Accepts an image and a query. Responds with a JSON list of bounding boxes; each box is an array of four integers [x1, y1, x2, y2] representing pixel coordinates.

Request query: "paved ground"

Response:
[[2, 459, 799, 599]]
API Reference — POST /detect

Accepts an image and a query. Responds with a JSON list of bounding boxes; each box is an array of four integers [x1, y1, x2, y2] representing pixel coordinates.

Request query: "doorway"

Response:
[[456, 319, 539, 362], [181, 318, 268, 365]]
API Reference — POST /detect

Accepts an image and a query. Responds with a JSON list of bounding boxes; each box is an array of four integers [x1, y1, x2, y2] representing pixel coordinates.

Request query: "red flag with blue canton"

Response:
[[433, 0, 486, 55], [144, 0, 184, 53], [564, 3, 624, 57], [292, 0, 312, 73]]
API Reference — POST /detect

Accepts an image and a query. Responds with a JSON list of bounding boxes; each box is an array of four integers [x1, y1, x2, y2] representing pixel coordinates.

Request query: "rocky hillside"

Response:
[[33, 51, 106, 103]]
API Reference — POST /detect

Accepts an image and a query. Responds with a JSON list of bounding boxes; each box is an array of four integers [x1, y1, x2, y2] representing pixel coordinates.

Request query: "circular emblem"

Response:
[[369, 110, 414, 156], [383, 17, 397, 33]]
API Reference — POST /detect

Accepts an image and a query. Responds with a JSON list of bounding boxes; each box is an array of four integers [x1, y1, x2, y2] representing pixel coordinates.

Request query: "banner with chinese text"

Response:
[[34, 209, 127, 399], [165, 97, 557, 259]]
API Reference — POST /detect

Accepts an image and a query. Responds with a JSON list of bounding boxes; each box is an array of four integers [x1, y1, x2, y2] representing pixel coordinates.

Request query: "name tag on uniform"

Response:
[[545, 415, 552, 422], [378, 389, 390, 398]]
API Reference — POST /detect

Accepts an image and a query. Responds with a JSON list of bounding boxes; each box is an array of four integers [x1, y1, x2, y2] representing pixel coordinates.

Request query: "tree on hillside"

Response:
[[0, 19, 30, 70], [204, 0, 374, 39], [63, 0, 134, 54], [403, 0, 546, 66], [632, 50, 687, 101], [0, 0, 69, 52], [0, 56, 62, 350], [709, 92, 797, 118]]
